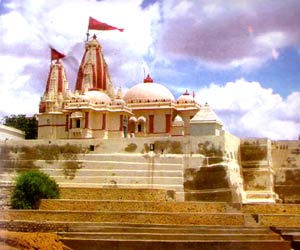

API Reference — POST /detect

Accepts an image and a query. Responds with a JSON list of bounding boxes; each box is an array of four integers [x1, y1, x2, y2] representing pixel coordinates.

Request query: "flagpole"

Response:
[[86, 29, 90, 41], [50, 48, 52, 65]]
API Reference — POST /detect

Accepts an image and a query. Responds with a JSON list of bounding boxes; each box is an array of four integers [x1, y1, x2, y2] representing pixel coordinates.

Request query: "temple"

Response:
[[35, 33, 300, 205], [1, 25, 300, 250], [38, 34, 221, 140]]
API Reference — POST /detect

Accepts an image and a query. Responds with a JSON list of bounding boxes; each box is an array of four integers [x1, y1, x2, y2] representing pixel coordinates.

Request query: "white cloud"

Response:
[[0, 0, 299, 142], [0, 56, 40, 116], [0, 0, 161, 119], [255, 31, 287, 48], [195, 79, 300, 140], [271, 48, 280, 60], [155, 0, 300, 70]]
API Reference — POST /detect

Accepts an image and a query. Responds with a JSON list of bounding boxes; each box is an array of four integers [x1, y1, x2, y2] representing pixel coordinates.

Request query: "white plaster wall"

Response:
[[38, 113, 67, 139], [0, 125, 25, 140], [107, 113, 121, 131], [190, 123, 217, 136]]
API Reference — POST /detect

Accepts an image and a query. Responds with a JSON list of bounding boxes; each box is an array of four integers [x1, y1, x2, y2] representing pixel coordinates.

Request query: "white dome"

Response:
[[82, 89, 111, 104], [177, 90, 194, 103], [124, 82, 175, 103], [172, 115, 184, 126], [112, 98, 125, 106]]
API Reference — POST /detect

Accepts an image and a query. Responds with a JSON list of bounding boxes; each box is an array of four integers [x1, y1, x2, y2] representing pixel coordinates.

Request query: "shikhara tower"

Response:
[[38, 35, 223, 139], [75, 34, 114, 97]]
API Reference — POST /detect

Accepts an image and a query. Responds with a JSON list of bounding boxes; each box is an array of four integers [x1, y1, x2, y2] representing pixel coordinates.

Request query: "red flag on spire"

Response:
[[88, 17, 124, 32], [51, 48, 66, 61]]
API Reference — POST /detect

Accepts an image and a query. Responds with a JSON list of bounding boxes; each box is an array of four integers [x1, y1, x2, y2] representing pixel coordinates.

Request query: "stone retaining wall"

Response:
[[259, 214, 300, 227], [243, 204, 300, 214], [39, 200, 227, 213], [0, 210, 245, 226], [0, 221, 69, 232], [59, 187, 172, 201]]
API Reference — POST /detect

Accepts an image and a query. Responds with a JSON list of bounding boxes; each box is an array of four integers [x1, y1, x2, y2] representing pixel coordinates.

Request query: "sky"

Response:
[[0, 0, 299, 140]]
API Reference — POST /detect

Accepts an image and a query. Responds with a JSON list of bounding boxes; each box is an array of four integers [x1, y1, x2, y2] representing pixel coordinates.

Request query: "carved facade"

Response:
[[38, 35, 222, 139]]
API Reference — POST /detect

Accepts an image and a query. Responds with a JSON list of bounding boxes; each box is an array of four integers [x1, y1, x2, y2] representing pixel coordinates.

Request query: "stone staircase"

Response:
[[0, 153, 183, 191], [0, 184, 12, 209], [0, 153, 185, 207], [0, 188, 291, 250], [242, 203, 300, 249]]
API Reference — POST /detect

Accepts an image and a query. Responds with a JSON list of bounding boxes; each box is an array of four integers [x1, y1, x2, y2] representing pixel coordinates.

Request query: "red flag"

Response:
[[51, 48, 65, 61], [88, 17, 124, 32]]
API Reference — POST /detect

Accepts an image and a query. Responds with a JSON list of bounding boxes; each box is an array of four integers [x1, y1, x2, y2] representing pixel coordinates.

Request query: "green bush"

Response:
[[11, 170, 59, 209]]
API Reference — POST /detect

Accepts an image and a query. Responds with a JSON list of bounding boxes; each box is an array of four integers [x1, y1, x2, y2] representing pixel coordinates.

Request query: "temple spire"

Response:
[[75, 34, 114, 97], [39, 58, 70, 113]]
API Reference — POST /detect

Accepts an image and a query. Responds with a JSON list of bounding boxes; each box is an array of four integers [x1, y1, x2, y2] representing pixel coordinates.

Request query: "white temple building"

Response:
[[38, 34, 222, 140]]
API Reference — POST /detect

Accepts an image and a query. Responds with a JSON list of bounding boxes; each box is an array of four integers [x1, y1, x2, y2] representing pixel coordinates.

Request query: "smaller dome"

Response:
[[177, 90, 194, 103], [129, 116, 137, 122], [112, 98, 125, 106], [172, 115, 184, 126], [137, 116, 146, 123], [82, 89, 111, 104], [112, 87, 125, 105]]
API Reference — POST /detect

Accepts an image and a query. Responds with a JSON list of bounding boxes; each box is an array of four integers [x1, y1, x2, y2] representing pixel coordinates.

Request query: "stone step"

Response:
[[259, 214, 300, 227], [273, 227, 300, 245], [0, 221, 273, 234], [243, 204, 300, 214], [77, 154, 183, 164], [0, 210, 245, 226], [53, 175, 183, 185], [81, 161, 183, 170], [0, 169, 183, 178], [64, 223, 273, 234], [39, 200, 227, 213], [57, 183, 184, 192], [58, 231, 281, 241], [61, 238, 290, 250], [44, 169, 183, 177], [59, 187, 170, 201], [184, 189, 233, 202], [243, 214, 259, 226], [0, 160, 183, 171], [0, 174, 183, 186]]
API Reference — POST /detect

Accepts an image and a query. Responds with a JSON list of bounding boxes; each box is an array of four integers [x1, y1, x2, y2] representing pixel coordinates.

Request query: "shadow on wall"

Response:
[[240, 141, 267, 161], [142, 141, 183, 154], [0, 144, 87, 179], [184, 166, 230, 190]]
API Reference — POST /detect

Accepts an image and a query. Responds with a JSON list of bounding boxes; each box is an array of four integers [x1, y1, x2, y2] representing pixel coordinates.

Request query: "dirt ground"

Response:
[[0, 230, 72, 250]]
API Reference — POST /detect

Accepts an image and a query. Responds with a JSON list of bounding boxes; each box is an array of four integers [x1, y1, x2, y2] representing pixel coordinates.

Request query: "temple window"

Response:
[[76, 119, 81, 128], [138, 123, 142, 132], [149, 115, 154, 133], [102, 114, 106, 130]]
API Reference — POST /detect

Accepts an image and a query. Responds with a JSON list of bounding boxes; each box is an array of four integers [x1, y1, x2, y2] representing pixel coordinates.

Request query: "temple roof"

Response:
[[81, 89, 111, 105], [75, 34, 111, 94], [190, 103, 223, 124], [177, 90, 194, 103], [123, 75, 175, 103]]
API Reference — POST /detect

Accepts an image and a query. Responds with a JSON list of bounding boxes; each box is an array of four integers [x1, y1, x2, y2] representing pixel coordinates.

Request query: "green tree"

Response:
[[2, 114, 38, 139], [11, 170, 59, 209]]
